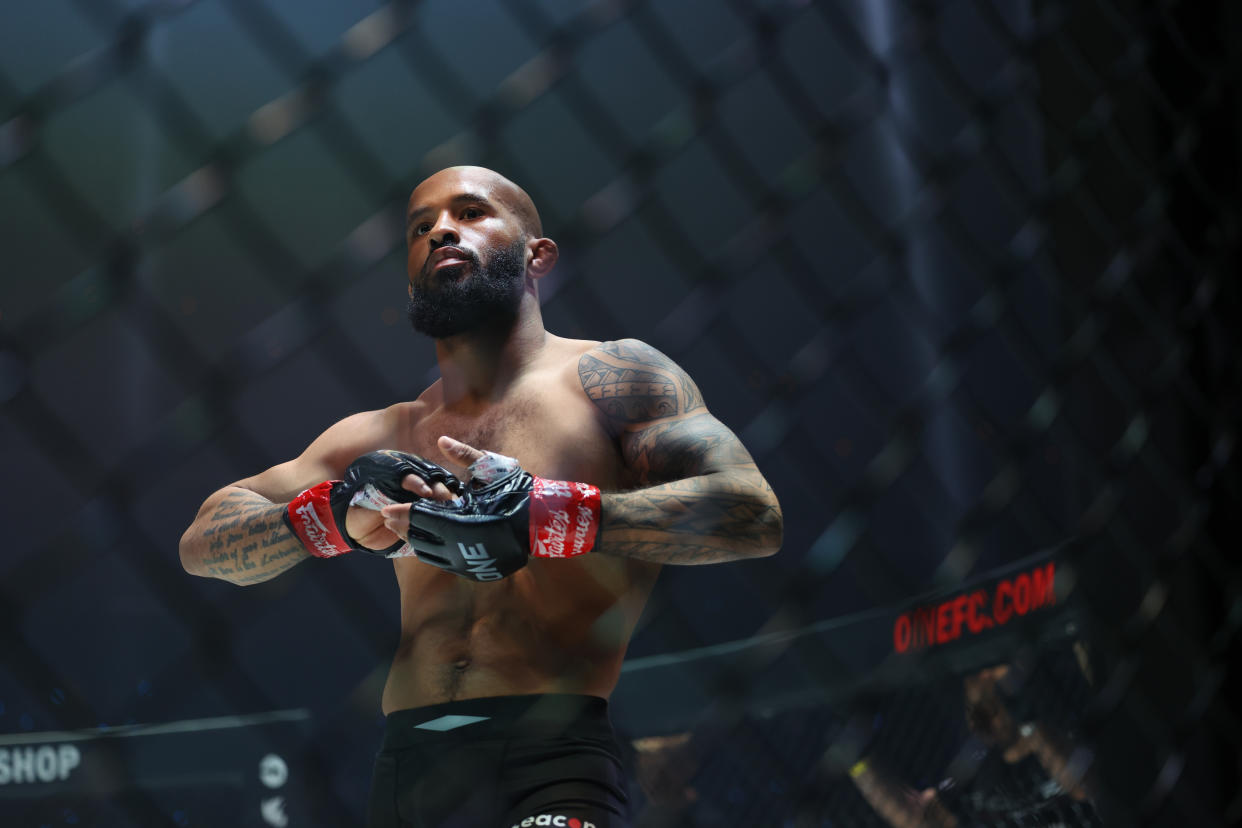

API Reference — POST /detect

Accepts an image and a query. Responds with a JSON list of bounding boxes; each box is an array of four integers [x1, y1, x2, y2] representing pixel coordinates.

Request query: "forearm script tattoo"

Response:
[[194, 488, 308, 584], [580, 340, 782, 564]]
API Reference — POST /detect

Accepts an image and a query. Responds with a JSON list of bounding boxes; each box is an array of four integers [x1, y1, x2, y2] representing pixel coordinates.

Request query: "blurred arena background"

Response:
[[0, 0, 1238, 825]]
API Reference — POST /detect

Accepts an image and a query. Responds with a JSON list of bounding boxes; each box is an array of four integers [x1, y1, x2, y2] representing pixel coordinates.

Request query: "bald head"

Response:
[[412, 166, 542, 239], [404, 164, 559, 337]]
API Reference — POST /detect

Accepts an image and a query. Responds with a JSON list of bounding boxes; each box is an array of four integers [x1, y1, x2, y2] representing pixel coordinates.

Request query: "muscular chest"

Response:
[[402, 391, 624, 490]]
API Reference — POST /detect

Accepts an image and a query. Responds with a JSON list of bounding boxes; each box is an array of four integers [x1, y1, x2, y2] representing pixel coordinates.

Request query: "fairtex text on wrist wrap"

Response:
[[529, 478, 601, 558], [285, 480, 352, 558]]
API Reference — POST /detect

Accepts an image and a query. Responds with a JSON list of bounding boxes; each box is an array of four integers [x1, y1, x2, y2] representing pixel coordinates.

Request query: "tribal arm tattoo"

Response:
[[580, 339, 783, 564], [180, 487, 310, 585]]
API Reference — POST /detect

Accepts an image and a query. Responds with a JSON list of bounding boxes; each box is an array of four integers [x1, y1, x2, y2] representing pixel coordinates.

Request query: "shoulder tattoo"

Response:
[[578, 339, 704, 424]]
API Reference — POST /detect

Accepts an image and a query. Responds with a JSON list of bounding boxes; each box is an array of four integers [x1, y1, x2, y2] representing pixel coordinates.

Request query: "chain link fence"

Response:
[[1, 0, 1238, 825]]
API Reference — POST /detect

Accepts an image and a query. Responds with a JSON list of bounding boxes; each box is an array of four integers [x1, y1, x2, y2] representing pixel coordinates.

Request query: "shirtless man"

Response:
[[179, 166, 782, 827]]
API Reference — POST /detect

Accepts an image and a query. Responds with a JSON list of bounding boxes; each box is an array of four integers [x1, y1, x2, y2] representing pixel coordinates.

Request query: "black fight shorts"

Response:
[[367, 694, 630, 828]]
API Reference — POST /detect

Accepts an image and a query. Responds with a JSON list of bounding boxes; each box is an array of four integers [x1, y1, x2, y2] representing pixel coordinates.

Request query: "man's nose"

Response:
[[428, 216, 459, 248]]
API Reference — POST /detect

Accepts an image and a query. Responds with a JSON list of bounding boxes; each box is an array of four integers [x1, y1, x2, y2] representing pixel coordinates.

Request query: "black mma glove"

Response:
[[405, 451, 601, 581], [283, 450, 463, 558]]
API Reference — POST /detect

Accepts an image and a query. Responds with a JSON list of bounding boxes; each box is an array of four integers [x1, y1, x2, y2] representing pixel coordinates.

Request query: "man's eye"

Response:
[[463, 207, 482, 219], [416, 223, 431, 235]]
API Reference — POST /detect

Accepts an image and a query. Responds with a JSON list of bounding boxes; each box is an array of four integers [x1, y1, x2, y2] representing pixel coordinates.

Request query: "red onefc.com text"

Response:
[[892, 562, 1056, 654]]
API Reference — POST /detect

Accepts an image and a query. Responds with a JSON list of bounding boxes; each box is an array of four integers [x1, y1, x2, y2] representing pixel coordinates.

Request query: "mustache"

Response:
[[421, 245, 480, 280]]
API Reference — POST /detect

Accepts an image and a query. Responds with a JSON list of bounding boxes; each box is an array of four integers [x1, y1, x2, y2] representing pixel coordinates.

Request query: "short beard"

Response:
[[407, 239, 526, 339]]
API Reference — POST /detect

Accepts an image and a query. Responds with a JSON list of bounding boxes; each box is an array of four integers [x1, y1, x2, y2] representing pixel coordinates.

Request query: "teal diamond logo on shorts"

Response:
[[412, 715, 489, 731]]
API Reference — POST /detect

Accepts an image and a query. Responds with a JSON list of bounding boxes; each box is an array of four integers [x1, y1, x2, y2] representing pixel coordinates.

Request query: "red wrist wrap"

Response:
[[286, 481, 351, 558], [528, 478, 602, 558]]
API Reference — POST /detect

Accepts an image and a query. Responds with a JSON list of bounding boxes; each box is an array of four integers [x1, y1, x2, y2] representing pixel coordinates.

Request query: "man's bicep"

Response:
[[579, 339, 755, 485], [620, 413, 758, 486]]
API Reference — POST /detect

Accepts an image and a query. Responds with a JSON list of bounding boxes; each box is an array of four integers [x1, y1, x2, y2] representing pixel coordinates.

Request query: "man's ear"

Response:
[[526, 237, 559, 279]]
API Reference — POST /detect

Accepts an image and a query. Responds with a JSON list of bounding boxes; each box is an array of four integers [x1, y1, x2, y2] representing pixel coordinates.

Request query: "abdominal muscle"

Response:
[[380, 554, 657, 713]]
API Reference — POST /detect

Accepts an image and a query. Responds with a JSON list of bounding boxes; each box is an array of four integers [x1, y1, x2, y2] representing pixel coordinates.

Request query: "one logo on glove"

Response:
[[459, 542, 502, 581]]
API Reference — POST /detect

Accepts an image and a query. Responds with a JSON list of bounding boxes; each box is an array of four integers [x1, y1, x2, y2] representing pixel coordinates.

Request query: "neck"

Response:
[[433, 293, 547, 406]]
